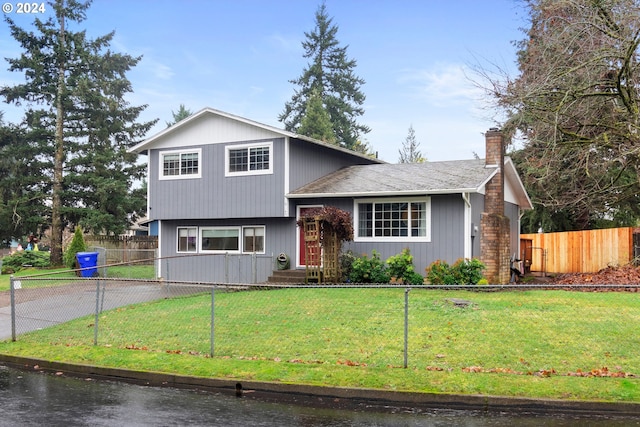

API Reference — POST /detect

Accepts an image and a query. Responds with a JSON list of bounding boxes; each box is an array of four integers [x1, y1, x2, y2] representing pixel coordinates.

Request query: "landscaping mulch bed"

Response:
[[539, 264, 640, 287]]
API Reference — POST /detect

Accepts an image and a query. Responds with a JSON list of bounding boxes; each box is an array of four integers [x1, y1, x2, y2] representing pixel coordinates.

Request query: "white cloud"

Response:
[[398, 63, 484, 108]]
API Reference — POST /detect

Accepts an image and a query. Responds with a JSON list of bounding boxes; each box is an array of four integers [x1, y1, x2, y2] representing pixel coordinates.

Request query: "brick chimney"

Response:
[[480, 128, 511, 284], [484, 127, 504, 216]]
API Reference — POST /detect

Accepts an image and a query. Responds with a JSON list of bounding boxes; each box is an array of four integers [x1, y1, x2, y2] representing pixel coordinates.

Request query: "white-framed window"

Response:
[[243, 226, 265, 253], [200, 227, 241, 252], [225, 142, 273, 176], [177, 226, 266, 253], [159, 149, 202, 180], [177, 227, 198, 253], [354, 197, 431, 242]]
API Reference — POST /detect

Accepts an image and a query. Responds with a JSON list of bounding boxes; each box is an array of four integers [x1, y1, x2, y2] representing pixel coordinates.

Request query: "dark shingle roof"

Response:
[[289, 159, 498, 197]]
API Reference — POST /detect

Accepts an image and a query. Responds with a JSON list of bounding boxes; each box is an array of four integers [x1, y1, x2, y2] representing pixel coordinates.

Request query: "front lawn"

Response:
[[1, 287, 639, 403]]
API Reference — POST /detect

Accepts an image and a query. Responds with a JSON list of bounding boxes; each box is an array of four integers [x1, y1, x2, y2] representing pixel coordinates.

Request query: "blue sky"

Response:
[[0, 0, 527, 162]]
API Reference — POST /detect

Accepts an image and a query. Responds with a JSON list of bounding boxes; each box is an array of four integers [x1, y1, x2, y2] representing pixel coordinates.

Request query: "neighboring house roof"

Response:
[[289, 157, 533, 210], [128, 107, 384, 164]]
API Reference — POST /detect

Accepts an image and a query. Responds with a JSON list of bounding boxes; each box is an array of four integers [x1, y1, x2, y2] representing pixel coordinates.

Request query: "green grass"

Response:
[[104, 264, 156, 279], [0, 268, 76, 291], [2, 287, 640, 402], [0, 265, 156, 291]]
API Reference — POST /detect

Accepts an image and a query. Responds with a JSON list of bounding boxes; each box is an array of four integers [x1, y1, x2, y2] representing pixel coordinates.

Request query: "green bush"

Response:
[[426, 258, 486, 285], [452, 258, 486, 285], [386, 248, 423, 285], [348, 250, 390, 283], [64, 226, 87, 269], [2, 251, 51, 273], [425, 260, 456, 285]]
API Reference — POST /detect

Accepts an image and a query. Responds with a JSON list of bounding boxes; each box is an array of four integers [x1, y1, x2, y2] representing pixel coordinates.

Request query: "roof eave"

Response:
[[504, 157, 534, 210], [287, 188, 482, 199]]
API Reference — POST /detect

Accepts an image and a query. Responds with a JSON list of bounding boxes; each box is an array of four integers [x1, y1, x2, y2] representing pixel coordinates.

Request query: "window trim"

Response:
[[353, 197, 431, 243], [159, 148, 202, 180], [225, 142, 273, 177], [176, 225, 267, 254], [177, 226, 198, 253], [242, 225, 266, 254]]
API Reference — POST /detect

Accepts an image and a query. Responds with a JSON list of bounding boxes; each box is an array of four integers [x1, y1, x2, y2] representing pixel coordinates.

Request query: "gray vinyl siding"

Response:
[[293, 194, 465, 276], [159, 217, 297, 283], [149, 138, 286, 220], [288, 139, 379, 191]]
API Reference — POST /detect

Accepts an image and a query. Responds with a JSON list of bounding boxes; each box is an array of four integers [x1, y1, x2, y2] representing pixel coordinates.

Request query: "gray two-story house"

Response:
[[129, 108, 532, 284]]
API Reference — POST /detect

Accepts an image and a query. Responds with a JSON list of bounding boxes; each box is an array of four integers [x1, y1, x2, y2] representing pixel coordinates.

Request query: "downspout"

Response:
[[462, 192, 472, 259]]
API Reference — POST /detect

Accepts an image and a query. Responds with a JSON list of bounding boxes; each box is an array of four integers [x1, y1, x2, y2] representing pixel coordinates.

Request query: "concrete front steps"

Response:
[[267, 269, 307, 284]]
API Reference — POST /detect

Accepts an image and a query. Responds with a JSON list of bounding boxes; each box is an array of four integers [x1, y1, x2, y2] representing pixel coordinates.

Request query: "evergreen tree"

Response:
[[398, 125, 425, 163], [1, 0, 156, 265], [297, 89, 335, 143], [279, 2, 369, 150], [0, 115, 48, 243], [166, 104, 193, 127]]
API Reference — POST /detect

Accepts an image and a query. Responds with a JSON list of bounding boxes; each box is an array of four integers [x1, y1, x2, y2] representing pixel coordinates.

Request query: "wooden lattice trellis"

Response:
[[300, 207, 352, 284], [304, 218, 322, 283], [303, 217, 342, 283]]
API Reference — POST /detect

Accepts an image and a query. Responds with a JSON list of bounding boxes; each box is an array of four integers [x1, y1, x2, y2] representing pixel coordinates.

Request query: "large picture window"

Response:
[[201, 227, 240, 252], [225, 142, 272, 176], [160, 149, 201, 179], [176, 225, 266, 253], [355, 198, 430, 241]]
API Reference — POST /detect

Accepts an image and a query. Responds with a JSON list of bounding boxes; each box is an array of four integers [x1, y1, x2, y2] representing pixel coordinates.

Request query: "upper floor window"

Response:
[[160, 149, 202, 180], [354, 197, 431, 242], [225, 142, 273, 176]]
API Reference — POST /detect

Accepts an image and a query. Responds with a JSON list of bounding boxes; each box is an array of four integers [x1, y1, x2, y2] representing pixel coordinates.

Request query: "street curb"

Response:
[[1, 354, 639, 417]]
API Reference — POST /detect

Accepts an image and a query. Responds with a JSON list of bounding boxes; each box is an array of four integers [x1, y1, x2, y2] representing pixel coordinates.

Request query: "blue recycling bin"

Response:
[[76, 251, 99, 277]]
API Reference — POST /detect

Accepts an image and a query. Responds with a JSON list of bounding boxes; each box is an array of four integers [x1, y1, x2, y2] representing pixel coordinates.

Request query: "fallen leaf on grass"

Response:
[[125, 344, 148, 351], [337, 359, 367, 367]]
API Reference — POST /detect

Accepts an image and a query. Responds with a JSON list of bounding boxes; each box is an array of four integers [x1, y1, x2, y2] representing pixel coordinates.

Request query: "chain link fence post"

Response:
[[224, 252, 229, 283], [10, 275, 15, 342], [404, 287, 410, 369], [94, 279, 101, 345], [210, 286, 215, 357]]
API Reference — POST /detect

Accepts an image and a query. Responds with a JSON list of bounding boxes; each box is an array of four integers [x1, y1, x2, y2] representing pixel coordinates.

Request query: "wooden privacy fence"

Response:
[[85, 235, 158, 250], [521, 227, 636, 274]]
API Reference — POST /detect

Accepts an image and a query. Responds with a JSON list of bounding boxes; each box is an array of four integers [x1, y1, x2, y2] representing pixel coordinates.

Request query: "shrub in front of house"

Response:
[[348, 250, 390, 283], [426, 258, 486, 285], [425, 260, 455, 285], [386, 248, 424, 285], [452, 258, 486, 285]]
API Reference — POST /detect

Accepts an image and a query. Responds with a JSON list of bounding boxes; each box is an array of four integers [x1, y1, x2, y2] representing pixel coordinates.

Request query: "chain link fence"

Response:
[[5, 270, 640, 379]]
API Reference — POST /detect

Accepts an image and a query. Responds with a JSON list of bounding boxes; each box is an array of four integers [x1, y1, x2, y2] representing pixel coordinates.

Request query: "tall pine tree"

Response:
[[1, 0, 155, 264], [166, 104, 193, 127], [398, 125, 425, 163], [279, 2, 369, 150], [0, 115, 48, 243], [296, 88, 336, 144]]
